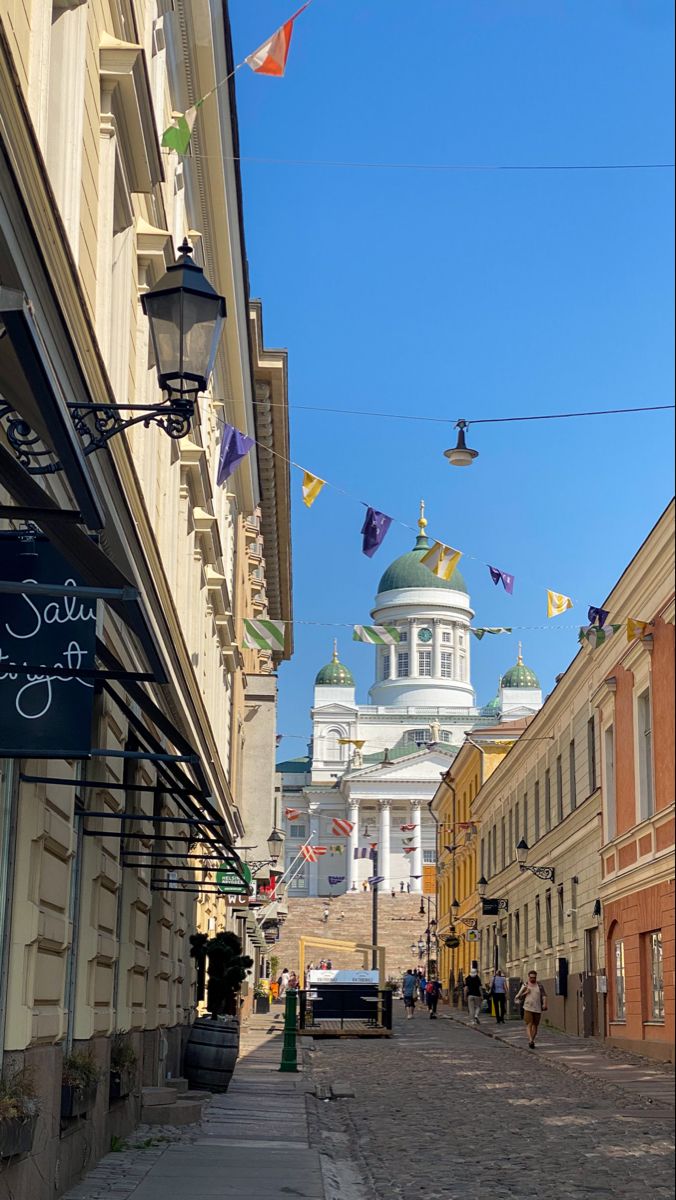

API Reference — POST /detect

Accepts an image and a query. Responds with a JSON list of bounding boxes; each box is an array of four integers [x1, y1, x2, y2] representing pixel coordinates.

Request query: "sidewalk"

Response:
[[442, 1007, 675, 1107], [63, 1012, 325, 1200]]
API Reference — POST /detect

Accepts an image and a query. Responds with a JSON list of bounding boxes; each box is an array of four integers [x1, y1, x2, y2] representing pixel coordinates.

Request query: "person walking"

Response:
[[489, 969, 508, 1024], [287, 971, 299, 991], [322, 905, 329, 923], [515, 970, 548, 1048], [400, 880, 405, 893], [402, 969, 417, 1019], [464, 968, 483, 1025], [418, 972, 427, 1005], [425, 977, 442, 1019], [278, 968, 290, 999]]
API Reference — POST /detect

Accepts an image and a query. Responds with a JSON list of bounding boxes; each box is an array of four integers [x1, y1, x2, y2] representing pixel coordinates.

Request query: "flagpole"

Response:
[[371, 847, 379, 972], [254, 835, 315, 926]]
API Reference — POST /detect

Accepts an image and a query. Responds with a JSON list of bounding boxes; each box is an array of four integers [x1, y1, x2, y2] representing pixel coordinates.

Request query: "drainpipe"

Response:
[[0, 762, 19, 1074]]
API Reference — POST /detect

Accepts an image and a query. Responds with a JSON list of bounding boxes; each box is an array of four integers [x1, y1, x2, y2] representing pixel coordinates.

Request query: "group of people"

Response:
[[463, 967, 548, 1048], [276, 968, 299, 997], [401, 969, 442, 1019]]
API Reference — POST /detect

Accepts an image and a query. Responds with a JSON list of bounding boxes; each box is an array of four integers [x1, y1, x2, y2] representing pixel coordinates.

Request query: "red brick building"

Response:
[[596, 503, 675, 1061]]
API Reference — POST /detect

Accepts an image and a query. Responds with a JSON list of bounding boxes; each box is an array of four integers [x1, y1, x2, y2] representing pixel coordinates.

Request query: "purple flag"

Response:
[[361, 507, 393, 558], [368, 875, 385, 887], [217, 424, 254, 486], [489, 565, 515, 594], [328, 875, 346, 886], [588, 606, 609, 628]]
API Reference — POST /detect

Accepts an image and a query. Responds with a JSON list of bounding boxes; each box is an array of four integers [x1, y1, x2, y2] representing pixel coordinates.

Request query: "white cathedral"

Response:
[[277, 506, 543, 897]]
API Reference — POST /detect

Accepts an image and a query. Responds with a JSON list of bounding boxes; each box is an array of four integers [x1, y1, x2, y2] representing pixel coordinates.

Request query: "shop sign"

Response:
[[0, 536, 96, 757], [216, 859, 252, 894]]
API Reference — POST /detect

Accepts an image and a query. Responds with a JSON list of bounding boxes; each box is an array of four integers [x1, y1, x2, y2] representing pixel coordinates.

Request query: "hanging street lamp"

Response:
[[516, 838, 556, 882], [444, 420, 479, 467]]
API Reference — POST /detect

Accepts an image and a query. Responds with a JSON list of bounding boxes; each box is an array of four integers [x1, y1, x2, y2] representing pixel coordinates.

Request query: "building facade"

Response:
[[472, 504, 674, 1049], [0, 2, 291, 1195], [278, 509, 543, 898]]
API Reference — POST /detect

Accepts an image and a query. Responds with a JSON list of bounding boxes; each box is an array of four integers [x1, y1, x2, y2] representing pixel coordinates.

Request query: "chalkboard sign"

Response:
[[0, 534, 96, 757], [481, 898, 508, 916]]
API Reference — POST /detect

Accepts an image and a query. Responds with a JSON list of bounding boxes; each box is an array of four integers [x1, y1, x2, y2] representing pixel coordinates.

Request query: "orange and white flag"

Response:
[[245, 3, 312, 77], [332, 818, 354, 837]]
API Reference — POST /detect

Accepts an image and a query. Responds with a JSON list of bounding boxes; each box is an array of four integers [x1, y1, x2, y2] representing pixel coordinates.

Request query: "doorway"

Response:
[[582, 927, 599, 1037]]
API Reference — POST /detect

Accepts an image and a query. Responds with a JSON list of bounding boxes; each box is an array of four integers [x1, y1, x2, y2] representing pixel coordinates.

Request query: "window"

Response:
[[500, 818, 506, 870], [508, 809, 513, 864], [514, 910, 521, 958], [406, 728, 429, 745], [440, 652, 453, 678], [570, 878, 578, 938], [397, 653, 409, 678], [648, 932, 664, 1020], [523, 903, 529, 949], [381, 652, 390, 680], [423, 849, 435, 864], [325, 730, 344, 761], [588, 717, 597, 792], [289, 822, 307, 840], [492, 826, 497, 873], [569, 740, 577, 810], [545, 890, 553, 947], [534, 781, 541, 841], [557, 884, 565, 943], [418, 650, 432, 677], [637, 688, 654, 819], [535, 896, 541, 946], [442, 631, 452, 644], [514, 802, 520, 851], [614, 940, 626, 1020], [556, 755, 563, 823], [398, 630, 408, 643], [545, 769, 552, 831], [522, 793, 528, 842], [604, 724, 616, 839]]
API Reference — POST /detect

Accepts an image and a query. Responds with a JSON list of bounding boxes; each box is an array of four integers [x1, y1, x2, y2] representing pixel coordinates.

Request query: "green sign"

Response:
[[216, 860, 252, 894]]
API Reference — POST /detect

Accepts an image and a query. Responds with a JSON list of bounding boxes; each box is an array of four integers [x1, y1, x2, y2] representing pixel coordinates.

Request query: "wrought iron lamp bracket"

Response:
[[519, 863, 555, 882]]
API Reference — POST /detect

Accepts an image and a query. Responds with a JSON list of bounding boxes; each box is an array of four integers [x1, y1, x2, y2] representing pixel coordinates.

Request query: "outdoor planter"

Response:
[[0, 1114, 38, 1158], [109, 1066, 134, 1102], [61, 1082, 98, 1119], [254, 995, 270, 1014]]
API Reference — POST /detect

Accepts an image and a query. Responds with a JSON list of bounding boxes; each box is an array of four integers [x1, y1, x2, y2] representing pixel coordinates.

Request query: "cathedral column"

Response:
[[410, 799, 423, 893], [308, 803, 320, 896], [388, 644, 396, 679], [346, 800, 360, 892], [378, 800, 391, 890], [433, 619, 442, 678], [409, 621, 418, 676]]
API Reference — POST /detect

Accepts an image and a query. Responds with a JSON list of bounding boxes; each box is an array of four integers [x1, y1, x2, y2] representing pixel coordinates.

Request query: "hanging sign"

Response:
[[216, 860, 252, 894], [0, 535, 97, 757]]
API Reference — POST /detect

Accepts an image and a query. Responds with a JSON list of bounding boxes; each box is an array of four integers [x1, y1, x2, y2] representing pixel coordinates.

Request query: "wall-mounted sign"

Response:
[[0, 535, 96, 757], [465, 929, 480, 943], [481, 898, 507, 916], [216, 860, 252, 894]]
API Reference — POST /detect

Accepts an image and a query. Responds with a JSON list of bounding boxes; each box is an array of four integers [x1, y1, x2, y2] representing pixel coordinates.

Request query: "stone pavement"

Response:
[[442, 1007, 675, 1108], [306, 1008, 675, 1200], [62, 1012, 325, 1200]]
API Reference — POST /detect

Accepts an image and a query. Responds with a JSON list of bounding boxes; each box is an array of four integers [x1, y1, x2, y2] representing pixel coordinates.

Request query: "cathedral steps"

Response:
[[271, 894, 431, 983]]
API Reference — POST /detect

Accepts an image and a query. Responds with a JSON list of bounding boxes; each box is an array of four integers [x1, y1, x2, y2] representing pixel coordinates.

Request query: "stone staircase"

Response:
[[141, 1077, 212, 1125], [273, 894, 428, 981]]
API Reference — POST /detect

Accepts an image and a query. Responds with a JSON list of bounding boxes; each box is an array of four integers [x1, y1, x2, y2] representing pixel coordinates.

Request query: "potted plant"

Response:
[[109, 1033, 137, 1102], [184, 932, 253, 1093], [253, 982, 270, 1014], [0, 1070, 38, 1158], [61, 1051, 101, 1118]]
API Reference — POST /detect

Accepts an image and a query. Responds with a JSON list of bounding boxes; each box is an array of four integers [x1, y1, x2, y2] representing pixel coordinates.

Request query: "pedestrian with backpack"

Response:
[[515, 970, 548, 1048], [464, 968, 483, 1025], [425, 977, 442, 1019], [489, 969, 508, 1024]]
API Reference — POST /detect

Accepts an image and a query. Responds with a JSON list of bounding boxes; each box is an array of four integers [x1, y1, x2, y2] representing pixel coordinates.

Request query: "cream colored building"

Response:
[[473, 506, 674, 1039], [0, 1, 291, 1195]]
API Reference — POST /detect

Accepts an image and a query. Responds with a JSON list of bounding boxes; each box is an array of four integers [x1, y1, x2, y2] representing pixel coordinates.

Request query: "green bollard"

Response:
[[279, 988, 298, 1073]]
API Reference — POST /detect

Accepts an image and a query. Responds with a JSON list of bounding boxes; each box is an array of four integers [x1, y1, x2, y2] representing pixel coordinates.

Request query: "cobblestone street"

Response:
[[306, 1011, 675, 1200]]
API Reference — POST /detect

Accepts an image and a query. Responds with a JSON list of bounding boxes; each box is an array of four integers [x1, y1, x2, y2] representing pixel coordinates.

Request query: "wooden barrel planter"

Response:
[[183, 1017, 240, 1094]]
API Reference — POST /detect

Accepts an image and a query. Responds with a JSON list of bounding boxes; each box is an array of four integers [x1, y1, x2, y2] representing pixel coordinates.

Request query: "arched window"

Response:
[[324, 729, 345, 761], [406, 728, 430, 745]]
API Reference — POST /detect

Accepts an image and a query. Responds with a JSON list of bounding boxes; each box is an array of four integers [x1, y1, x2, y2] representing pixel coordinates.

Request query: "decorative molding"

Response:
[[99, 33, 163, 194]]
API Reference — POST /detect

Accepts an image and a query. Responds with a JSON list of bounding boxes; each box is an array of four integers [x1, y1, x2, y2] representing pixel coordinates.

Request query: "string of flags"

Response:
[[331, 818, 354, 837], [301, 844, 327, 862], [328, 876, 346, 886], [162, 3, 313, 155]]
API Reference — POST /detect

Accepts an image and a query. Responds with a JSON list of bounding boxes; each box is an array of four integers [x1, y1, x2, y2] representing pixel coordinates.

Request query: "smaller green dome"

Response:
[[501, 645, 540, 689], [315, 642, 355, 687], [484, 694, 501, 712]]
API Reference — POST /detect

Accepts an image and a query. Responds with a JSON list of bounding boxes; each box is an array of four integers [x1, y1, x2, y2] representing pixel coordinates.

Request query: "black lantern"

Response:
[[142, 239, 226, 405], [267, 828, 284, 863], [516, 838, 529, 866], [444, 420, 479, 467], [477, 875, 488, 898]]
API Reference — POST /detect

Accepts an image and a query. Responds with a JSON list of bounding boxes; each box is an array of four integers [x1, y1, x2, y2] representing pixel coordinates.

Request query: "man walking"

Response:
[[425, 977, 442, 1019], [464, 967, 483, 1025], [402, 969, 417, 1019], [489, 969, 508, 1024], [515, 970, 548, 1048]]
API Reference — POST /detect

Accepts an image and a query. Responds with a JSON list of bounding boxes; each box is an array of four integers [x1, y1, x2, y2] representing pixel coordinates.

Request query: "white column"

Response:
[[388, 643, 396, 679], [409, 621, 418, 676], [308, 804, 320, 896], [378, 800, 391, 890], [410, 800, 423, 893], [433, 619, 442, 678], [346, 801, 360, 892]]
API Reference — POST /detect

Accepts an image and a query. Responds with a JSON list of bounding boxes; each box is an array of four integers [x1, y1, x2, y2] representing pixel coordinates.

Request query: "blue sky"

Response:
[[229, 0, 674, 752]]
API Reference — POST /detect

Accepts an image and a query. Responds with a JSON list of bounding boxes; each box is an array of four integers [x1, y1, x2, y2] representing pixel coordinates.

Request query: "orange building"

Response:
[[595, 503, 674, 1061]]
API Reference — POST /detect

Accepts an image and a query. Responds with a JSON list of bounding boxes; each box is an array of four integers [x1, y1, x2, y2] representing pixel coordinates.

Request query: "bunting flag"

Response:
[[314, 846, 328, 856], [301, 845, 318, 862], [245, 2, 312, 76], [420, 540, 463, 581], [352, 625, 400, 645], [471, 627, 512, 640], [162, 105, 200, 155], [403, 846, 417, 855], [368, 875, 385, 887], [217, 425, 255, 486], [276, 735, 284, 748], [369, 842, 378, 850], [400, 823, 416, 832], [457, 822, 477, 831], [284, 807, 302, 821], [331, 818, 354, 837], [301, 470, 325, 508], [547, 591, 574, 619], [361, 507, 393, 558], [588, 606, 610, 628], [579, 624, 622, 649], [402, 837, 415, 846], [353, 847, 375, 860], [328, 875, 346, 886], [338, 738, 366, 749], [328, 844, 344, 854], [243, 619, 286, 652], [627, 618, 651, 643], [489, 566, 515, 594]]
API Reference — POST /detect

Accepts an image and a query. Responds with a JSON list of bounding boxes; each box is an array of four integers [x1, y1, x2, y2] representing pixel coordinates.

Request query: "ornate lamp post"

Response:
[[515, 839, 555, 882]]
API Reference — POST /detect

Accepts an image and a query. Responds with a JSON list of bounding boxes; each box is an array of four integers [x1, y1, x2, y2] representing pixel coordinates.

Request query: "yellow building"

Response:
[[432, 720, 529, 993]]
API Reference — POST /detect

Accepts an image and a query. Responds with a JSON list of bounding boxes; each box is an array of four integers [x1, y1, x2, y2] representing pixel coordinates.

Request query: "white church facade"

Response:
[[277, 508, 543, 897]]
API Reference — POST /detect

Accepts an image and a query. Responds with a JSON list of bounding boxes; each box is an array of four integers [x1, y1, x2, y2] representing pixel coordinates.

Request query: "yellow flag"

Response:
[[420, 540, 463, 581], [301, 471, 325, 508], [627, 618, 649, 642], [547, 590, 574, 618]]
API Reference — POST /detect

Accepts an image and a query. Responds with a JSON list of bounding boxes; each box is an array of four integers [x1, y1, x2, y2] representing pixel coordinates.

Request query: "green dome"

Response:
[[484, 693, 501, 712], [501, 648, 540, 689], [377, 536, 467, 594], [315, 644, 355, 687]]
